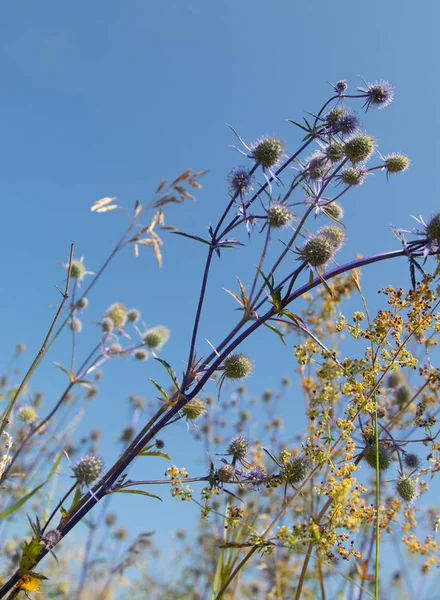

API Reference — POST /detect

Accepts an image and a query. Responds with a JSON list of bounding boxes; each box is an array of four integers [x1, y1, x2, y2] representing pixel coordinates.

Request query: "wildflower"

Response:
[[63, 257, 94, 284], [17, 405, 37, 424], [182, 397, 206, 421], [281, 456, 310, 484], [228, 166, 254, 195], [251, 136, 284, 169], [69, 317, 82, 333], [127, 308, 141, 323], [102, 317, 115, 333], [217, 463, 235, 483], [267, 203, 293, 228], [339, 166, 368, 186], [133, 349, 149, 361], [333, 80, 348, 93], [305, 151, 329, 181], [383, 153, 410, 176], [325, 107, 360, 135], [344, 134, 375, 164], [396, 476, 419, 502], [404, 453, 421, 470], [41, 529, 61, 549], [322, 201, 344, 220], [143, 326, 170, 349], [228, 436, 249, 460], [358, 80, 395, 110], [319, 225, 345, 251], [75, 297, 88, 310], [106, 303, 127, 329], [72, 455, 104, 485], [245, 466, 267, 490], [298, 235, 336, 267], [363, 443, 391, 471], [223, 353, 253, 380], [324, 141, 345, 163]]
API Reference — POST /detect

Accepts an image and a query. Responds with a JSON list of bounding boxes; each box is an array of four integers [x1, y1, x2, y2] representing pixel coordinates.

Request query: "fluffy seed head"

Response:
[[217, 464, 235, 483], [134, 349, 149, 361], [75, 297, 89, 310], [251, 137, 284, 168], [363, 443, 391, 471], [426, 214, 440, 245], [281, 456, 310, 484], [228, 166, 254, 195], [143, 326, 170, 349], [69, 318, 82, 333], [72, 455, 104, 485], [340, 166, 368, 186], [267, 204, 292, 228], [102, 317, 114, 333], [384, 154, 409, 174], [223, 353, 253, 380], [396, 476, 419, 502], [17, 405, 37, 424], [228, 436, 249, 459], [344, 135, 375, 163], [127, 309, 141, 323], [404, 453, 421, 470], [300, 236, 336, 267], [182, 397, 206, 421], [106, 304, 127, 329]]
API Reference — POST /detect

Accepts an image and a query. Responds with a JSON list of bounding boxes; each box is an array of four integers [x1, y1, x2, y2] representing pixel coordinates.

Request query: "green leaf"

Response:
[[137, 450, 171, 461], [113, 489, 162, 501], [154, 357, 180, 390], [287, 119, 310, 133], [148, 378, 169, 402], [171, 231, 211, 245], [263, 322, 286, 346]]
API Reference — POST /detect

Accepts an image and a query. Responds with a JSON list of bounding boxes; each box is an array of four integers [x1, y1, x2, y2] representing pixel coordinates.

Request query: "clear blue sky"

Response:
[[1, 0, 439, 585]]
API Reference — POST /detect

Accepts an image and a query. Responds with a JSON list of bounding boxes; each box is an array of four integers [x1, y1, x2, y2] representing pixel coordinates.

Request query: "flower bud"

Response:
[[384, 154, 409, 174], [127, 309, 141, 323], [72, 455, 104, 485], [340, 166, 367, 186], [223, 353, 253, 380], [300, 236, 335, 267]]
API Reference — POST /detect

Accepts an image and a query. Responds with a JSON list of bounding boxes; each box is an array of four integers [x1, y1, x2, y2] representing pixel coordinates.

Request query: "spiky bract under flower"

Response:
[[358, 80, 395, 110], [267, 204, 292, 228], [363, 443, 391, 471], [106, 303, 127, 329], [228, 436, 249, 460], [143, 326, 170, 349], [72, 455, 104, 485], [426, 213, 440, 245], [228, 166, 254, 195], [223, 353, 252, 380], [396, 476, 419, 502], [182, 397, 206, 421], [251, 137, 284, 168], [340, 166, 368, 186], [344, 134, 375, 163]]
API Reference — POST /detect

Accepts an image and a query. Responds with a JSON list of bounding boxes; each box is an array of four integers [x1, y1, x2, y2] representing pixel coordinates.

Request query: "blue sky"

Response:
[[1, 0, 439, 590]]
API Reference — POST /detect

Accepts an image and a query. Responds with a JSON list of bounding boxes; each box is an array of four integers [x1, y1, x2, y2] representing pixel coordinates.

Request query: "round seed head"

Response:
[[75, 297, 89, 310], [300, 236, 335, 267], [119, 426, 135, 443], [17, 405, 37, 424], [217, 464, 235, 483], [326, 107, 347, 129], [387, 371, 405, 389], [322, 202, 344, 220], [102, 317, 114, 333], [251, 136, 284, 168], [72, 455, 104, 485], [326, 142, 345, 163], [127, 309, 141, 323], [363, 443, 391, 471], [108, 343, 123, 355], [376, 404, 387, 419], [384, 154, 409, 174], [143, 326, 170, 349], [395, 383, 412, 405], [319, 225, 345, 251], [426, 213, 440, 245], [228, 436, 249, 460], [69, 260, 86, 280], [106, 303, 127, 329], [334, 80, 348, 93], [42, 529, 61, 549], [340, 166, 368, 186], [404, 453, 421, 470], [305, 151, 328, 180], [182, 397, 206, 421], [134, 349, 149, 361], [267, 204, 292, 228], [223, 353, 253, 380], [396, 476, 419, 502], [69, 318, 82, 333], [344, 135, 375, 163], [281, 456, 310, 484]]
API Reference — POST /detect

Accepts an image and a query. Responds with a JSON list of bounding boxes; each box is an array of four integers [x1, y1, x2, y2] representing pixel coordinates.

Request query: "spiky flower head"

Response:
[[182, 397, 206, 421], [41, 529, 61, 549], [127, 309, 141, 323], [155, 439, 165, 449], [299, 235, 336, 267], [396, 476, 419, 502], [383, 154, 410, 175], [334, 80, 348, 93], [69, 318, 82, 333], [134, 349, 149, 361], [228, 436, 249, 460], [319, 225, 345, 251], [322, 202, 344, 220], [106, 303, 127, 329], [267, 204, 293, 228], [228, 166, 254, 195], [426, 213, 440, 245], [404, 453, 421, 470], [251, 136, 284, 168], [325, 142, 345, 163], [17, 405, 37, 424], [358, 80, 395, 110], [344, 134, 375, 163], [69, 260, 86, 280], [395, 383, 412, 405], [376, 404, 387, 419], [143, 326, 170, 349], [217, 463, 235, 483], [281, 456, 310, 484], [305, 151, 328, 181], [340, 166, 368, 186], [245, 466, 267, 490], [102, 317, 115, 333], [119, 426, 135, 443], [72, 455, 104, 485], [325, 106, 347, 128], [325, 107, 360, 135], [108, 343, 123, 355], [223, 353, 253, 380], [387, 370, 405, 389], [75, 297, 88, 311], [363, 443, 391, 471]]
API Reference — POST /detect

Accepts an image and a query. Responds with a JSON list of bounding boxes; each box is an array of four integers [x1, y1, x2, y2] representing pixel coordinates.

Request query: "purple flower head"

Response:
[[334, 80, 348, 94], [245, 466, 267, 490], [228, 166, 254, 196], [358, 80, 395, 111], [337, 112, 361, 136]]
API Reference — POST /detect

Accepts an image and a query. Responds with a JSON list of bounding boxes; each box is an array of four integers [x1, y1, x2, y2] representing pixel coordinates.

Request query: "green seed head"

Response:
[[17, 405, 37, 424], [143, 326, 170, 349], [182, 397, 206, 421], [326, 107, 347, 128], [306, 151, 328, 180], [69, 318, 82, 333], [228, 436, 249, 460], [127, 309, 141, 323], [387, 371, 405, 389], [120, 426, 135, 443], [319, 225, 345, 250], [396, 476, 419, 502], [363, 443, 391, 471], [426, 213, 440, 245], [384, 154, 409, 174], [217, 464, 235, 483], [134, 349, 149, 361], [267, 204, 292, 228], [281, 456, 310, 484], [69, 260, 86, 280], [251, 137, 284, 168], [340, 166, 367, 186], [75, 297, 89, 310], [223, 353, 253, 380], [344, 135, 375, 163], [301, 236, 335, 267], [395, 383, 412, 405], [106, 303, 127, 329], [72, 455, 104, 485], [102, 317, 115, 333], [326, 142, 345, 163]]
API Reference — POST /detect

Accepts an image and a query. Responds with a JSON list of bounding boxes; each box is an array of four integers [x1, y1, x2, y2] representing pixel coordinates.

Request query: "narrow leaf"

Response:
[[113, 489, 162, 501]]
